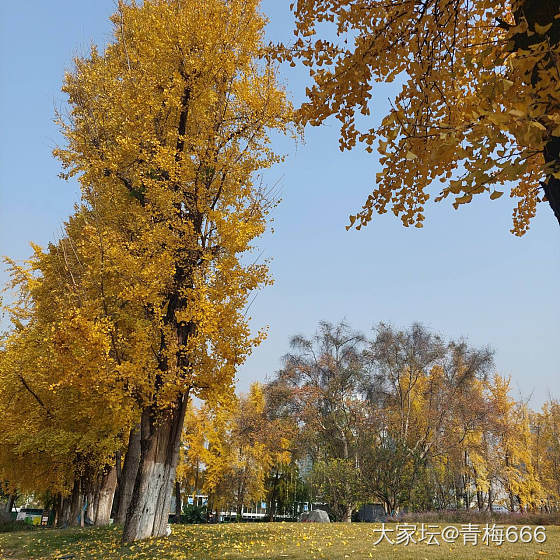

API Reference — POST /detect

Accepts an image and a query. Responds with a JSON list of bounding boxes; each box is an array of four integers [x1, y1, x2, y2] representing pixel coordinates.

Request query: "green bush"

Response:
[[179, 504, 207, 524], [0, 520, 38, 533]]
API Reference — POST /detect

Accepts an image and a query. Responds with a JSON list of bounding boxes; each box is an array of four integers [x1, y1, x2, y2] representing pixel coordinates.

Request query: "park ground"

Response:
[[0, 522, 558, 559]]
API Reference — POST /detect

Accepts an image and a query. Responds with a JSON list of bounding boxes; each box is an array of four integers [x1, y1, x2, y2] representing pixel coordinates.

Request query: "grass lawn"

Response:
[[0, 522, 558, 560]]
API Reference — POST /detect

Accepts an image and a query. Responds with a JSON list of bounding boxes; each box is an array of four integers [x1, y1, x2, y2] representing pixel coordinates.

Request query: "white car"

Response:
[[491, 505, 509, 513]]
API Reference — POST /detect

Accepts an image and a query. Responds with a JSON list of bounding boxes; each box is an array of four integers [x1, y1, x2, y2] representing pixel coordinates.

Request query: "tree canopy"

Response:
[[284, 0, 560, 234]]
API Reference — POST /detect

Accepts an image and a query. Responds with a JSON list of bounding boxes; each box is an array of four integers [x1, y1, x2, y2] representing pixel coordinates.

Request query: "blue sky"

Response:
[[1, 1, 558, 407]]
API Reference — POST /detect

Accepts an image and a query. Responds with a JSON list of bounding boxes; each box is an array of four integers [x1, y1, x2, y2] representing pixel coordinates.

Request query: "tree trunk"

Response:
[[94, 464, 118, 526], [115, 424, 141, 524], [514, 1, 560, 225], [122, 393, 188, 543], [68, 478, 83, 527], [6, 494, 16, 515], [54, 494, 64, 528], [477, 490, 484, 511], [267, 469, 280, 521], [343, 503, 352, 523], [111, 450, 122, 520], [175, 480, 182, 520], [86, 492, 96, 524]]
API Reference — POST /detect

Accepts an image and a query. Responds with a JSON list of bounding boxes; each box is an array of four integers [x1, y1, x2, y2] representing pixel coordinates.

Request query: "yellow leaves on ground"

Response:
[[1, 523, 560, 560]]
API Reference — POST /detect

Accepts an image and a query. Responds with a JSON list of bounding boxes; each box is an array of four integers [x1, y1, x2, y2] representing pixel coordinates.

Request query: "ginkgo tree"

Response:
[[54, 0, 292, 542], [0, 209, 136, 527], [285, 0, 560, 234], [179, 383, 292, 520]]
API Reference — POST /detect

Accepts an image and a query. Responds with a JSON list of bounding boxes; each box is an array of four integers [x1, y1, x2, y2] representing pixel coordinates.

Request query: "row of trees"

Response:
[[0, 0, 291, 542], [176, 322, 559, 522]]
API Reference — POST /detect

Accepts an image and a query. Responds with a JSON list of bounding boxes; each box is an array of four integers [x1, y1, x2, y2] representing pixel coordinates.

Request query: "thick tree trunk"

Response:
[[343, 504, 352, 523], [94, 465, 118, 526], [67, 478, 83, 527], [1, 494, 16, 517], [54, 494, 64, 528], [115, 424, 141, 524], [122, 393, 188, 543], [86, 492, 95, 524]]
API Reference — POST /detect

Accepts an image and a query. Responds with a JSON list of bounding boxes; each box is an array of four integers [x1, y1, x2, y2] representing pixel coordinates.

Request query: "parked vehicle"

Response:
[[15, 508, 43, 525], [490, 505, 509, 514]]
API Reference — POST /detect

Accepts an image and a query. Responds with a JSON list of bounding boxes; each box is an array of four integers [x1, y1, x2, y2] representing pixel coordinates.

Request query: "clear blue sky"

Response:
[[1, 1, 558, 407]]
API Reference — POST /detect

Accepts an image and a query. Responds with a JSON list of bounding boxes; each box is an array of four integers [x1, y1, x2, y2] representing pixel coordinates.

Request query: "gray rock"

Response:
[[299, 509, 330, 523]]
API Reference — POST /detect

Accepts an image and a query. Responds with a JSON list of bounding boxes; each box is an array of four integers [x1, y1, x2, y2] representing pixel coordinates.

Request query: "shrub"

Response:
[[0, 520, 38, 533], [179, 504, 207, 524], [387, 510, 560, 526]]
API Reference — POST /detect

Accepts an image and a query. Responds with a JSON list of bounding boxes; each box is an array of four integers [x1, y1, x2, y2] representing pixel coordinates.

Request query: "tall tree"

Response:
[[267, 321, 370, 521], [285, 1, 560, 234], [0, 217, 135, 526], [54, 0, 291, 541]]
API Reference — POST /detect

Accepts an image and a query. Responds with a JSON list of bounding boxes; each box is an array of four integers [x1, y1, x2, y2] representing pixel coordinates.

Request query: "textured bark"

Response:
[[64, 478, 83, 527], [86, 491, 96, 524], [94, 465, 118, 526], [115, 424, 141, 524], [122, 394, 188, 543]]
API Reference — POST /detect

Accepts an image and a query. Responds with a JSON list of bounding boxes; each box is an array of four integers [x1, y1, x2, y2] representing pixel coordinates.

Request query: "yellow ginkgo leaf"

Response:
[[535, 22, 552, 35]]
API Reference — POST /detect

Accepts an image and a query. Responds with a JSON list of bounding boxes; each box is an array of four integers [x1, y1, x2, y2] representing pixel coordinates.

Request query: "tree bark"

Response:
[[67, 478, 83, 527], [115, 424, 141, 524], [175, 480, 182, 520], [2, 494, 16, 516], [111, 450, 122, 520], [514, 0, 560, 225], [122, 393, 188, 543], [86, 491, 96, 524], [94, 464, 118, 526], [267, 469, 280, 521], [343, 503, 352, 523]]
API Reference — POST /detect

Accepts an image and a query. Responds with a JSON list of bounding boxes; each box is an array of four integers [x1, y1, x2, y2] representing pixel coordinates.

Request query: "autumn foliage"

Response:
[[285, 0, 560, 234], [1, 0, 291, 541], [0, 0, 558, 546]]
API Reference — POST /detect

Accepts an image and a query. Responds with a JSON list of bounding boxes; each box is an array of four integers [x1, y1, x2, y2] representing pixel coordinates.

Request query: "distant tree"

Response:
[[363, 322, 494, 512], [267, 321, 369, 521], [312, 458, 362, 521]]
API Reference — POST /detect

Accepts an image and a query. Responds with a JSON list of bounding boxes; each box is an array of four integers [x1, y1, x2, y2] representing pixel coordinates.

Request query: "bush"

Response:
[[178, 504, 207, 524], [0, 520, 39, 533], [387, 510, 560, 526]]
